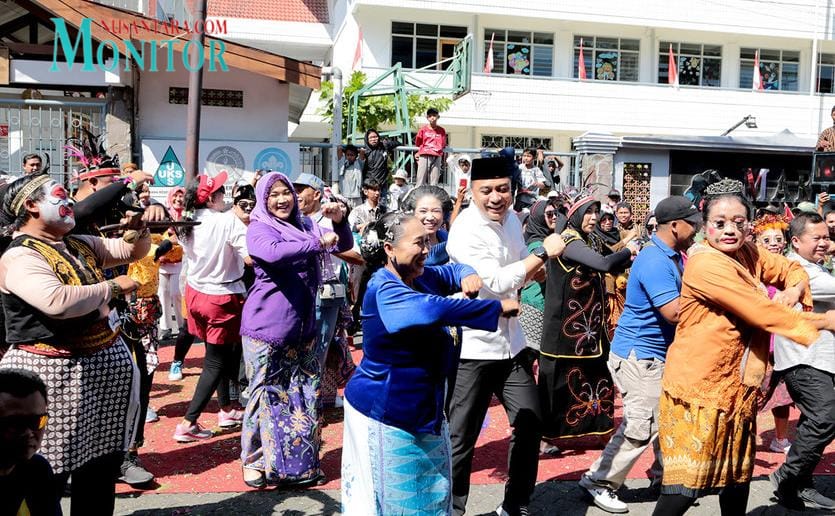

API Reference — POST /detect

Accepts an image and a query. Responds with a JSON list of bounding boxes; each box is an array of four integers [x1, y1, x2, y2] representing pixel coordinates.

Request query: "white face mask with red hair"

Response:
[[38, 181, 75, 232]]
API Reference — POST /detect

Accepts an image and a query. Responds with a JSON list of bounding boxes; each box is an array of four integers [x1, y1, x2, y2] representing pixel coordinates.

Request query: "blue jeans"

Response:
[[315, 295, 344, 369]]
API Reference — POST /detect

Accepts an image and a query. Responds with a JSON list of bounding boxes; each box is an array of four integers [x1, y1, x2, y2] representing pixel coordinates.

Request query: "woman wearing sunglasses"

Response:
[[594, 211, 640, 340], [232, 184, 256, 228]]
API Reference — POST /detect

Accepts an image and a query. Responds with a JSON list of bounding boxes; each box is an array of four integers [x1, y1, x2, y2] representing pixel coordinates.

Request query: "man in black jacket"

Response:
[[361, 129, 400, 208]]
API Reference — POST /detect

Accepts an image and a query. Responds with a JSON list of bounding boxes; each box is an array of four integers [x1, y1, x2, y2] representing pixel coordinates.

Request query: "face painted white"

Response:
[[39, 182, 75, 232]]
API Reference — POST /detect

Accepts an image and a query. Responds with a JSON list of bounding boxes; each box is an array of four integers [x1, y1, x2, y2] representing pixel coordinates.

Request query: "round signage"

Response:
[[253, 147, 292, 176]]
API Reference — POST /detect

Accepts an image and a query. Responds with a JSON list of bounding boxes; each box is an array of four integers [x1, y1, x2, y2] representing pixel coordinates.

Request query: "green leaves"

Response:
[[318, 71, 452, 140]]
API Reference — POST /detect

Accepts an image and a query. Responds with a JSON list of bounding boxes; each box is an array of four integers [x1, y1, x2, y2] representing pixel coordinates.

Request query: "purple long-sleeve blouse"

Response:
[[240, 215, 353, 345]]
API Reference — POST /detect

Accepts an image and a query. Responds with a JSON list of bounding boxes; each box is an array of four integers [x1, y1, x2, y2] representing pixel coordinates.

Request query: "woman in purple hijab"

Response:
[[239, 172, 353, 488]]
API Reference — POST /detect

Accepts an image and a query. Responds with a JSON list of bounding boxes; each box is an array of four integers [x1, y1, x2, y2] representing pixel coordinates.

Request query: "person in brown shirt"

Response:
[[816, 105, 835, 152]]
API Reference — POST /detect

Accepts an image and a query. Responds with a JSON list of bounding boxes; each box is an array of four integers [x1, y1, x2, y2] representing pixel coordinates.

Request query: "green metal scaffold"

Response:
[[345, 35, 473, 172]]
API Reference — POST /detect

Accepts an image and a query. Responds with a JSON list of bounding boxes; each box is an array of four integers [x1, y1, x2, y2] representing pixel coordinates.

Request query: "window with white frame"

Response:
[[481, 135, 552, 150], [391, 22, 468, 70], [739, 48, 799, 91], [658, 42, 721, 87], [818, 53, 835, 93], [573, 36, 640, 82], [482, 29, 554, 77]]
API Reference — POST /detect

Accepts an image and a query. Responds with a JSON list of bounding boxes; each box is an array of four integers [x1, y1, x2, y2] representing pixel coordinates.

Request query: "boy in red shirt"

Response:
[[414, 107, 446, 186]]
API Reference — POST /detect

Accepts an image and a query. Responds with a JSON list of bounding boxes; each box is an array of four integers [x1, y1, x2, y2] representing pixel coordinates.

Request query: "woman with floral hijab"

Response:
[[239, 172, 353, 488]]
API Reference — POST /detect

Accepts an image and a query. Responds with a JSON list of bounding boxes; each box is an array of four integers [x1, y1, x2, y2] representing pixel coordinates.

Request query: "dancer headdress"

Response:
[[64, 129, 120, 181]]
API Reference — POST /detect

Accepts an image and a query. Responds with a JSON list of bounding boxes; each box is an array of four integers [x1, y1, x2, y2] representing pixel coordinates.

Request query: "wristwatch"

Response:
[[532, 246, 548, 261]]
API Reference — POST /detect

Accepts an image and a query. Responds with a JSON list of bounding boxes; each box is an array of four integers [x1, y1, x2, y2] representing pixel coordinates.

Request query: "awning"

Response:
[[620, 129, 815, 155], [15, 0, 321, 90]]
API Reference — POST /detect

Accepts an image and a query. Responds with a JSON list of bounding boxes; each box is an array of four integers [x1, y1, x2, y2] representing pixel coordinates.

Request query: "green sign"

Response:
[[154, 146, 185, 187]]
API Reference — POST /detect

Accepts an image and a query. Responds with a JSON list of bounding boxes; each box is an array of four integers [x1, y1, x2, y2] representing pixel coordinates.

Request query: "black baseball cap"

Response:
[[655, 196, 701, 224]]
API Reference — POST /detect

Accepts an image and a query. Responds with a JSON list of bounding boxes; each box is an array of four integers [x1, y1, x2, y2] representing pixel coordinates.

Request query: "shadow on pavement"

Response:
[[118, 488, 341, 515]]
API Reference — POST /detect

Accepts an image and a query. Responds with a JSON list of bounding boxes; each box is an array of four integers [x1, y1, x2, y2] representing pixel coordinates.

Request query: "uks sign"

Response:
[[51, 18, 229, 73]]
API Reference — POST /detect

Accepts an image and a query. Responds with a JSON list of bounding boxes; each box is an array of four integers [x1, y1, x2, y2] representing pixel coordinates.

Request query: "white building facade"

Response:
[[319, 0, 835, 213]]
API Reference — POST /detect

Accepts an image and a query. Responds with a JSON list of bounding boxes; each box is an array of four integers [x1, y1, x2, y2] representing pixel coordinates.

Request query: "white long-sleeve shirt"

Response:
[[447, 204, 529, 359], [774, 252, 835, 374]]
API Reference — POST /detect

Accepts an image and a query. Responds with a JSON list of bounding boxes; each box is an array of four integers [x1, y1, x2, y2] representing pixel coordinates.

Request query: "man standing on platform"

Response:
[[415, 108, 447, 187]]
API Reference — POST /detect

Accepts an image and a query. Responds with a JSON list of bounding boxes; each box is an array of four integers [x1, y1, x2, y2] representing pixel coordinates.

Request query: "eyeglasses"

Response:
[[646, 224, 658, 231], [708, 218, 749, 232], [544, 209, 557, 218], [0, 413, 48, 432], [760, 236, 785, 246], [236, 200, 256, 210]]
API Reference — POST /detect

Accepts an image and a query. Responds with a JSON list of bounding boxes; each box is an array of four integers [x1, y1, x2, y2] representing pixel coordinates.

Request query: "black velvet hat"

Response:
[[470, 157, 512, 181]]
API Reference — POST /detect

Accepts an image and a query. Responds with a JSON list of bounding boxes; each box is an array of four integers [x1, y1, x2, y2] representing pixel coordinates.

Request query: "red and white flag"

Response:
[[668, 44, 679, 87], [752, 50, 764, 91], [578, 38, 587, 80], [784, 203, 794, 221], [352, 28, 363, 70], [484, 32, 495, 74]]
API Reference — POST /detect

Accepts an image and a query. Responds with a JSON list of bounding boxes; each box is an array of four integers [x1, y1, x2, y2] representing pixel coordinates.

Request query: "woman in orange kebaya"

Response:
[[654, 180, 835, 515]]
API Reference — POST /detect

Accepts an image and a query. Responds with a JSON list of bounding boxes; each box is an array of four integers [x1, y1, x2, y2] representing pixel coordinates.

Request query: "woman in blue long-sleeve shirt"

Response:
[[341, 212, 518, 515]]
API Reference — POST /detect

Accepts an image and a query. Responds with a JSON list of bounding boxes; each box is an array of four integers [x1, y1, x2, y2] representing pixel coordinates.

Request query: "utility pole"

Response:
[[322, 67, 343, 186], [184, 0, 208, 183]]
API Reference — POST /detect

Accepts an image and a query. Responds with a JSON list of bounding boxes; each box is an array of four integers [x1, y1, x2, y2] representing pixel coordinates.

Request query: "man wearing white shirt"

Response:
[[447, 157, 565, 516], [771, 213, 835, 511]]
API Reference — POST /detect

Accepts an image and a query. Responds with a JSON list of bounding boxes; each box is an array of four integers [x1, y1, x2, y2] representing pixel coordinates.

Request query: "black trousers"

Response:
[[351, 267, 372, 325], [123, 330, 150, 448], [184, 343, 242, 423], [449, 351, 541, 515], [173, 329, 196, 363], [776, 365, 835, 487], [54, 452, 121, 516]]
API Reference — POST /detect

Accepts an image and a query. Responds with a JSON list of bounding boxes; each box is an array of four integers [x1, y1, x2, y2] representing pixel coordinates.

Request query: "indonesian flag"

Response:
[[352, 28, 363, 70], [484, 32, 495, 74], [578, 38, 587, 80], [753, 50, 764, 91], [668, 44, 679, 87]]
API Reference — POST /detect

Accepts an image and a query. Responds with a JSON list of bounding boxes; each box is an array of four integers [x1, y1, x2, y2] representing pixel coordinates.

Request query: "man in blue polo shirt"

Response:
[[579, 196, 701, 514]]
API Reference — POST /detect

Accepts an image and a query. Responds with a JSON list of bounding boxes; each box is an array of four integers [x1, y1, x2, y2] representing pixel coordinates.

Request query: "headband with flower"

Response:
[[752, 214, 789, 235]]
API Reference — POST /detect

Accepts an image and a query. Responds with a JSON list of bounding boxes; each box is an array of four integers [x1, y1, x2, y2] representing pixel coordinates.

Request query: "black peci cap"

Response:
[[470, 157, 512, 181]]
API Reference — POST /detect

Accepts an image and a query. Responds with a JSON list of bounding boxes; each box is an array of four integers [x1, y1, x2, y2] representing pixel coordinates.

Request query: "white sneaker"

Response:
[[770, 437, 791, 454], [495, 503, 529, 516], [579, 475, 629, 513]]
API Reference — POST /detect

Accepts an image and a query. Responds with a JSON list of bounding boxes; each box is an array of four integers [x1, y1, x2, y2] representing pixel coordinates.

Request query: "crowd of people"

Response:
[[5, 127, 835, 516]]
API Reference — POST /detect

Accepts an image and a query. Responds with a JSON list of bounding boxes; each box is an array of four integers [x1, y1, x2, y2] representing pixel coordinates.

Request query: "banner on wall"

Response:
[[140, 139, 300, 201]]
